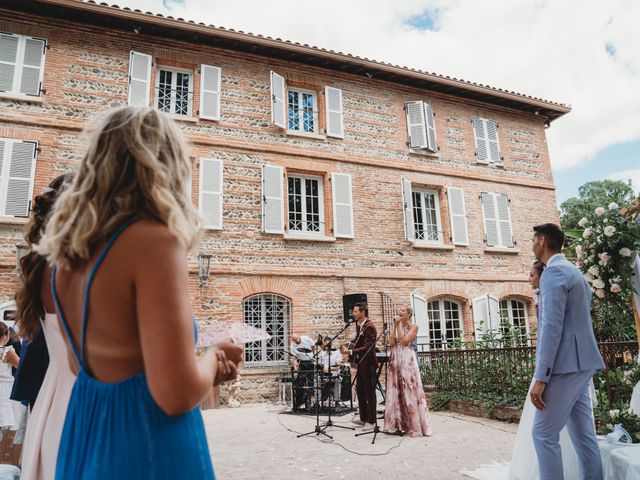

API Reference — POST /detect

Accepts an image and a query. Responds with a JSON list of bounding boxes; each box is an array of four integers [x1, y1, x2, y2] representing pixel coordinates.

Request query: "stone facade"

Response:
[[0, 4, 564, 404]]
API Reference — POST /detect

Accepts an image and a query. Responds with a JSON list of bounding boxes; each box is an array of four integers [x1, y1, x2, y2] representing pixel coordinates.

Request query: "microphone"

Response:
[[346, 317, 355, 324]]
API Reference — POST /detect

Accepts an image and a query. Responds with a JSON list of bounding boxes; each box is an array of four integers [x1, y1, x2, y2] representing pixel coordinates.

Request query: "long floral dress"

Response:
[[383, 323, 432, 437]]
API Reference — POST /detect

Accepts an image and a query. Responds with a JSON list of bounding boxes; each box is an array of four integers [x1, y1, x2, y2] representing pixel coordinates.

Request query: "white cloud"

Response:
[[116, 0, 640, 171], [607, 169, 640, 194]]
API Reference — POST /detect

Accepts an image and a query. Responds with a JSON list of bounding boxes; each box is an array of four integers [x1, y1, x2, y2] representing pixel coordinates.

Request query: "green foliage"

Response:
[[560, 180, 635, 231], [573, 202, 640, 342]]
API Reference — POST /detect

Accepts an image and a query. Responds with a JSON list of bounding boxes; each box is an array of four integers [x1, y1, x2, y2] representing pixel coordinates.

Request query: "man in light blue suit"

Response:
[[530, 223, 605, 480]]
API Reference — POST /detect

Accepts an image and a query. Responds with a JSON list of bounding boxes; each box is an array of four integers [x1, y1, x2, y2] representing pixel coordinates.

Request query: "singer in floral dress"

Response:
[[384, 306, 432, 437]]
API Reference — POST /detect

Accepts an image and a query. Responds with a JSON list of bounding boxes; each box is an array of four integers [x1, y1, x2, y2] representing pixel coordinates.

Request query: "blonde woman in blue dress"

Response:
[[37, 106, 242, 479]]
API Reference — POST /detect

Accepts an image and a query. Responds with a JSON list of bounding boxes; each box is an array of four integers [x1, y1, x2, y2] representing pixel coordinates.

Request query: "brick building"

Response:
[[1, 0, 569, 402]]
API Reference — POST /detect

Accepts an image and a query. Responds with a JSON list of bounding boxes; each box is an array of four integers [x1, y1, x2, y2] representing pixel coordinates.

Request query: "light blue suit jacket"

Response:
[[534, 254, 605, 382]]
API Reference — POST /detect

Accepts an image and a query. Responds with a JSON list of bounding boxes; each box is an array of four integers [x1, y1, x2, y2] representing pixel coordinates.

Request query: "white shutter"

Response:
[[0, 34, 19, 92], [472, 295, 488, 337], [200, 65, 221, 121], [270, 71, 286, 128], [472, 294, 499, 337], [447, 187, 468, 245], [496, 194, 514, 247], [262, 164, 284, 234], [411, 293, 428, 350], [472, 116, 488, 161], [20, 37, 45, 96], [486, 119, 501, 163], [331, 172, 353, 238], [325, 86, 344, 138], [128, 51, 152, 106], [199, 158, 223, 230], [424, 103, 437, 152], [405, 101, 428, 149], [1, 141, 37, 217], [401, 177, 414, 242], [481, 192, 500, 247]]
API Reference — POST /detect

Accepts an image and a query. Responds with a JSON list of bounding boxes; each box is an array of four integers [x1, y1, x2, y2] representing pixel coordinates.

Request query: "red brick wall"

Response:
[[0, 9, 560, 402]]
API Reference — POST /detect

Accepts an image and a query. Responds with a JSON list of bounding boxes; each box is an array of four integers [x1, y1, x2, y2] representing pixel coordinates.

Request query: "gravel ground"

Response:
[[202, 403, 518, 480]]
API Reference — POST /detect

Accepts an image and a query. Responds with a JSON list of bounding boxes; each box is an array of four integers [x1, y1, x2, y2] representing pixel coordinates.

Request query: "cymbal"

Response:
[[296, 347, 313, 353]]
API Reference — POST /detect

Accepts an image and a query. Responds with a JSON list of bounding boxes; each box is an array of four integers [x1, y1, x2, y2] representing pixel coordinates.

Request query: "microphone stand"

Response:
[[297, 346, 332, 440], [318, 322, 355, 434]]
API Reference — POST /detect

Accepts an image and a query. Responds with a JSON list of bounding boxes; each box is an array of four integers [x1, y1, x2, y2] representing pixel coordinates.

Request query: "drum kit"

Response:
[[277, 347, 352, 414]]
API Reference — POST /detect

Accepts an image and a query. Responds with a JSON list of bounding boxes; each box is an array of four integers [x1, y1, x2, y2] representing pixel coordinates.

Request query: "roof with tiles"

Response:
[[15, 0, 570, 120]]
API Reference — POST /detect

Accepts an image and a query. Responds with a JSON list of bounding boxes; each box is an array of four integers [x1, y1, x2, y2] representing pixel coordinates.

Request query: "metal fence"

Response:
[[418, 341, 638, 415]]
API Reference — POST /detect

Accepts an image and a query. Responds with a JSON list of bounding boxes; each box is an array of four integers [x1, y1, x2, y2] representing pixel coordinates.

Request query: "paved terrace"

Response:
[[202, 404, 517, 479]]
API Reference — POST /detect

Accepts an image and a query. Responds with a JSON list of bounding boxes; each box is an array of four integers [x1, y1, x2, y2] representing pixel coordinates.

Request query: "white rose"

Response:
[[595, 207, 606, 216], [584, 273, 594, 283], [592, 278, 605, 289], [578, 217, 589, 228], [583, 228, 592, 238], [604, 225, 616, 237], [619, 247, 632, 257], [575, 245, 583, 255], [608, 202, 619, 210], [588, 266, 600, 277]]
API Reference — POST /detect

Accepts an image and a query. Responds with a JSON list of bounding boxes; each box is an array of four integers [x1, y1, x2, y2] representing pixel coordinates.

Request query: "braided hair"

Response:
[[15, 174, 72, 340]]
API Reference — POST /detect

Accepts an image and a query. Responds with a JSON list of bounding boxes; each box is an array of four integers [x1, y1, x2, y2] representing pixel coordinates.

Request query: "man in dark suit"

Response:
[[348, 303, 378, 429]]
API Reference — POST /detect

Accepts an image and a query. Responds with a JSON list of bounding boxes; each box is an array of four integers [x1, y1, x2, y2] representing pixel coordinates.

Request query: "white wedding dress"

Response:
[[462, 379, 592, 479]]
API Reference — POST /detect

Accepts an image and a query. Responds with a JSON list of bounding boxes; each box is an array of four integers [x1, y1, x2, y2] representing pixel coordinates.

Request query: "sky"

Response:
[[116, 0, 640, 206]]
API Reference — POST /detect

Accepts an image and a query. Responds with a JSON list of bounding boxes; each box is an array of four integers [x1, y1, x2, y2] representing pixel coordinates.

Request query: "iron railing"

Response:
[[419, 341, 638, 415]]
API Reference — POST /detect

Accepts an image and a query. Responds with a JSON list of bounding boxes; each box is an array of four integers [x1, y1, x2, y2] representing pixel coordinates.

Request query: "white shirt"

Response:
[[320, 350, 342, 375], [291, 336, 314, 362]]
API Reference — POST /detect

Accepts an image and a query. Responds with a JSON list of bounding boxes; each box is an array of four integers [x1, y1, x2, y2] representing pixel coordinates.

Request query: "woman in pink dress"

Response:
[[384, 306, 432, 437], [14, 174, 76, 480]]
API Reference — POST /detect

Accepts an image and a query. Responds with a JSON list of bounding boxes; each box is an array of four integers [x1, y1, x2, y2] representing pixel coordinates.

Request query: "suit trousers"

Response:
[[356, 360, 377, 424], [532, 369, 602, 480]]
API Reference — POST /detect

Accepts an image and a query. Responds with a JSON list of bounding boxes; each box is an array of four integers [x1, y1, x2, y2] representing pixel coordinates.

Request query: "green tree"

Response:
[[560, 180, 635, 230]]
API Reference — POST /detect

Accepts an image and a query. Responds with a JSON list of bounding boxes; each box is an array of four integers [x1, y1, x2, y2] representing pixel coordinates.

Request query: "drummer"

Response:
[[320, 336, 343, 405], [290, 334, 315, 411]]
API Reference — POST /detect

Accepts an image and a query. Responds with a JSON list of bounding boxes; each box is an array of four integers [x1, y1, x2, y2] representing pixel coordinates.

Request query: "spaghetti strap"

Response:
[[51, 216, 143, 370], [51, 265, 82, 368], [79, 217, 141, 363]]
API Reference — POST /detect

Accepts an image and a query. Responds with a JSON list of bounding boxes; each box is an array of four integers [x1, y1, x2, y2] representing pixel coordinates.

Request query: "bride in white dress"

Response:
[[464, 261, 591, 479]]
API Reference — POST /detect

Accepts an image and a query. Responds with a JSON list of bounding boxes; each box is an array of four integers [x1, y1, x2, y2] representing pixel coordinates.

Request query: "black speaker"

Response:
[[342, 293, 367, 323]]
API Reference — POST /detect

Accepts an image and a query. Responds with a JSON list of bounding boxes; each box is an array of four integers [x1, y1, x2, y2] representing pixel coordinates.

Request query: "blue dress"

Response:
[[52, 219, 215, 479]]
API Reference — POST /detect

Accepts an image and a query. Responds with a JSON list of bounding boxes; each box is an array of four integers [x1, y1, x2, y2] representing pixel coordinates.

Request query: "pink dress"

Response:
[[20, 313, 76, 480], [384, 323, 432, 437]]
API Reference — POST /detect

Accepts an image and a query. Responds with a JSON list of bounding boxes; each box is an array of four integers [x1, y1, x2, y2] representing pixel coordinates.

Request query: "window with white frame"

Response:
[[287, 174, 324, 234], [243, 293, 290, 366], [499, 298, 529, 344], [155, 67, 193, 116], [0, 139, 37, 217], [0, 33, 46, 97], [427, 299, 463, 350], [412, 189, 442, 243], [287, 88, 318, 134]]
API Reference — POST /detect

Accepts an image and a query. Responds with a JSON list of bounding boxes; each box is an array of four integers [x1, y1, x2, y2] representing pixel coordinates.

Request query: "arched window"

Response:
[[243, 294, 290, 366], [426, 299, 463, 350], [499, 298, 529, 345]]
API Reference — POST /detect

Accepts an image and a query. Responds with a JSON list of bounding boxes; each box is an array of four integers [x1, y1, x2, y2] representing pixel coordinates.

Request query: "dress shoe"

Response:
[[361, 423, 375, 431], [351, 418, 365, 426]]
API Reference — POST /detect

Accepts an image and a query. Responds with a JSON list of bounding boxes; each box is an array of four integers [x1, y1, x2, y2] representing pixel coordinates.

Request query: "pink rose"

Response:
[[610, 284, 621, 293], [595, 289, 606, 299], [599, 252, 610, 262]]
